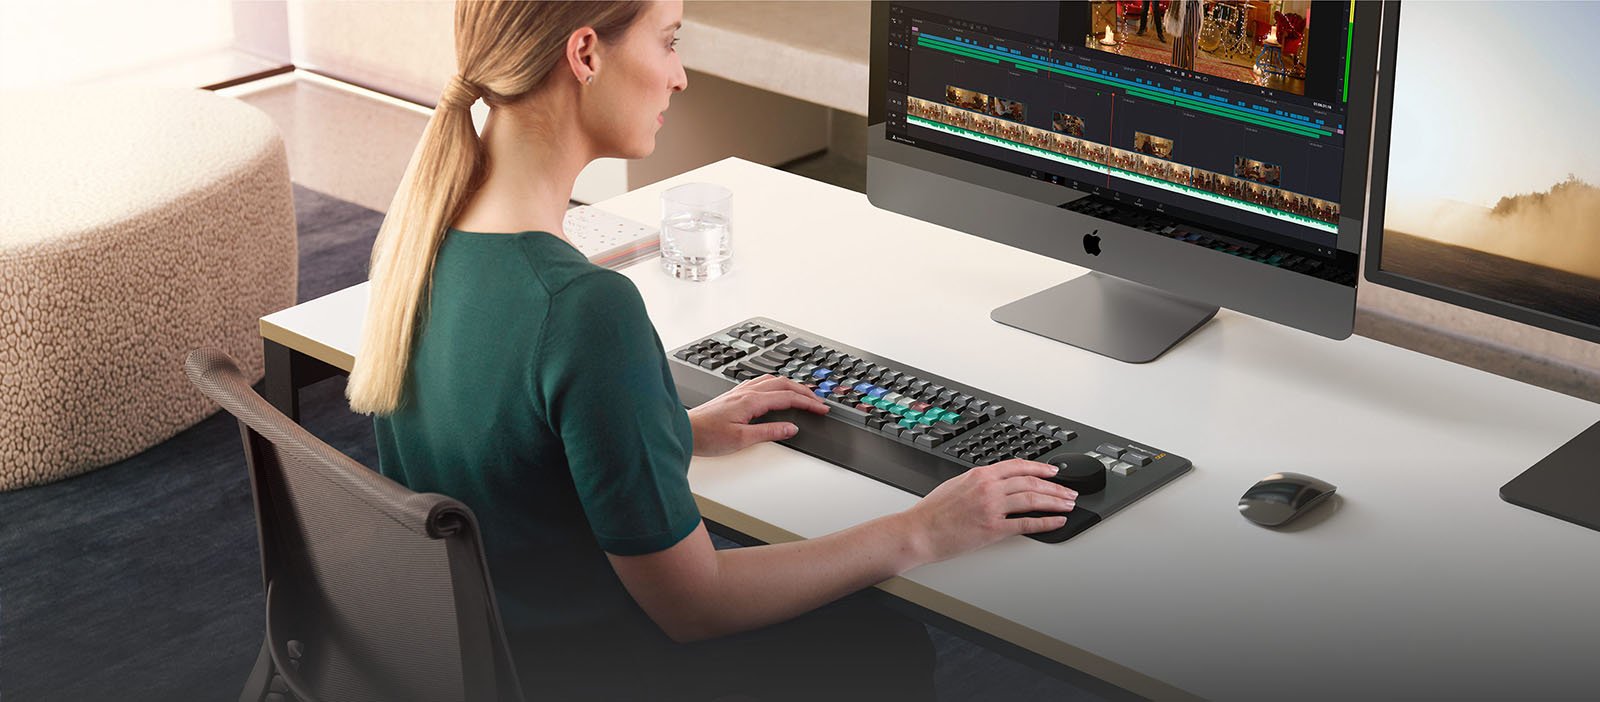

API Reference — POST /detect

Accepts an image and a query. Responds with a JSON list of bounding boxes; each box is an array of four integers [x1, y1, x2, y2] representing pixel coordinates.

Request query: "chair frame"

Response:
[[184, 348, 524, 702]]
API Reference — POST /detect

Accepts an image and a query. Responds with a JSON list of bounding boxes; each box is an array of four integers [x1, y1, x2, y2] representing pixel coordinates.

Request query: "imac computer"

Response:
[[1364, 1, 1600, 531], [868, 1, 1382, 362]]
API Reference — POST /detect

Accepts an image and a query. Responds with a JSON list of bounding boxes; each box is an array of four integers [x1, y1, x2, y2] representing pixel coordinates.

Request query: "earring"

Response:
[[586, 75, 594, 85]]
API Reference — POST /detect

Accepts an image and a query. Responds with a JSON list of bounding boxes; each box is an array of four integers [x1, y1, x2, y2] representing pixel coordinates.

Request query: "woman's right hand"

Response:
[[901, 459, 1078, 563]]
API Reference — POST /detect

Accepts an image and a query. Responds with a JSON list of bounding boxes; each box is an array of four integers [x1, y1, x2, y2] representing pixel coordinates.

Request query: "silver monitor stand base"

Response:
[[992, 272, 1219, 363]]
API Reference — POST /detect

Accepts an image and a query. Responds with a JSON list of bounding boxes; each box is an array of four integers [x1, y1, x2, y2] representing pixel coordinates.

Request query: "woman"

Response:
[[348, 2, 1077, 699]]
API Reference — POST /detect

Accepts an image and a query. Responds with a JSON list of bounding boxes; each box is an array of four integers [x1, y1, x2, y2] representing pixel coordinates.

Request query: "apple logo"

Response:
[[1083, 230, 1102, 256]]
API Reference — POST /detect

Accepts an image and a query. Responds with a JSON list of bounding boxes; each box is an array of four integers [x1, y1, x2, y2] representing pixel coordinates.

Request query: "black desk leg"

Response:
[[263, 338, 344, 423]]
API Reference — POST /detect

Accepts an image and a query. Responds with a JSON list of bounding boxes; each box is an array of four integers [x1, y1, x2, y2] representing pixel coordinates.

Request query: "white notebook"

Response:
[[561, 205, 660, 270]]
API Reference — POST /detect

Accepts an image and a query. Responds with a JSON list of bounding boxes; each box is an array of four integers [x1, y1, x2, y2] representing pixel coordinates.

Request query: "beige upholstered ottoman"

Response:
[[0, 88, 297, 490]]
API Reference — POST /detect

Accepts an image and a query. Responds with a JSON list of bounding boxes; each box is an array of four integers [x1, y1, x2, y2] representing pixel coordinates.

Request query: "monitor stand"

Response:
[[1500, 419, 1600, 533], [991, 271, 1218, 363]]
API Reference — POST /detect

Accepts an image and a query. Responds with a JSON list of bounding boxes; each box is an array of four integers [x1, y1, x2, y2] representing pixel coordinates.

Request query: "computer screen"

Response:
[[1367, 1, 1600, 343], [881, 0, 1364, 283]]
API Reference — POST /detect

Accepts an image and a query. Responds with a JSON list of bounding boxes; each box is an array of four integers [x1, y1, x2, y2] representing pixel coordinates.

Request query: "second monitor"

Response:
[[868, 0, 1381, 362]]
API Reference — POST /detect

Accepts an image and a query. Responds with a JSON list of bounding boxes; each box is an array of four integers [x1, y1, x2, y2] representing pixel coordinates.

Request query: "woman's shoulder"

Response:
[[538, 268, 656, 356], [465, 229, 624, 299], [545, 265, 644, 311]]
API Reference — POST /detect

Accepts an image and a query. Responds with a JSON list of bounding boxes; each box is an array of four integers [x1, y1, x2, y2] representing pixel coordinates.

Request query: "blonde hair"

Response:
[[348, 0, 646, 415]]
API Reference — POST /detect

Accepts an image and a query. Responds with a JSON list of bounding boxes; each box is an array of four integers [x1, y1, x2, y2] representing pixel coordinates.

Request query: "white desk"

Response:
[[262, 157, 1600, 701]]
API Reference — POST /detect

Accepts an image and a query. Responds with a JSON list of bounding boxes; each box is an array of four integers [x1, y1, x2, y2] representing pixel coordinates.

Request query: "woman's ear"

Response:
[[566, 26, 601, 86]]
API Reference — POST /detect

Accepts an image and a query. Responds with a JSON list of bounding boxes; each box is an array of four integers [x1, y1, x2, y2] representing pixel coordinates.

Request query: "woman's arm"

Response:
[[608, 459, 1074, 643]]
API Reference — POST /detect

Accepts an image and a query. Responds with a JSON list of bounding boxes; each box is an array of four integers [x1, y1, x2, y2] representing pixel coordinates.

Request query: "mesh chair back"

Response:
[[185, 348, 524, 702]]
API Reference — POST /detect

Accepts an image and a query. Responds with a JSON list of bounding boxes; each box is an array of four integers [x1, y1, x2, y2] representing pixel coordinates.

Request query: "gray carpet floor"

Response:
[[0, 185, 1099, 702]]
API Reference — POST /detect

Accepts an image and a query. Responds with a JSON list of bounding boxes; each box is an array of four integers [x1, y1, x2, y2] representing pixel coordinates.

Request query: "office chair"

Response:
[[184, 348, 525, 702]]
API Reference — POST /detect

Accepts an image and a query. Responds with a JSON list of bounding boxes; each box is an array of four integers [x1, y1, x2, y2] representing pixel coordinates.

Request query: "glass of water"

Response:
[[660, 182, 733, 281]]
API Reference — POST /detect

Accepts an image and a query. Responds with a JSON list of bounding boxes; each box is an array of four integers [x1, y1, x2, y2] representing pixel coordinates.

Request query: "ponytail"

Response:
[[346, 76, 483, 414]]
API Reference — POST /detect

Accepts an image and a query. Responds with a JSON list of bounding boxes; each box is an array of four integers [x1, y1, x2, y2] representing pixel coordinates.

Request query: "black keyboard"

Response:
[[668, 318, 1191, 543]]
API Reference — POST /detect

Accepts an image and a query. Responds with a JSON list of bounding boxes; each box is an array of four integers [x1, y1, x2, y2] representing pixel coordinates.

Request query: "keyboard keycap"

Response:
[[747, 358, 783, 373], [1096, 443, 1126, 458], [823, 399, 871, 424]]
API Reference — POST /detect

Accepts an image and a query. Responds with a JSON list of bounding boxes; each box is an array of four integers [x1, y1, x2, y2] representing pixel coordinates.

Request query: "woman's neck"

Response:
[[451, 103, 591, 239]]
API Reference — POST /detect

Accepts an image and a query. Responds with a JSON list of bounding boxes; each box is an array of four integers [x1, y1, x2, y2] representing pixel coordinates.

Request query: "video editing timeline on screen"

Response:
[[884, 2, 1359, 271]]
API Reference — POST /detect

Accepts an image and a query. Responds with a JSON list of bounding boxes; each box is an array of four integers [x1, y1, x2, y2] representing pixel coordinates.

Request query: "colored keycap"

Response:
[[811, 368, 832, 379], [818, 380, 838, 392], [854, 382, 875, 394], [867, 387, 888, 399]]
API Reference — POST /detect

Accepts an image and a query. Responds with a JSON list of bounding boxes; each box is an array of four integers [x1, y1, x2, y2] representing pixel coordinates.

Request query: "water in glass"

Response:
[[660, 210, 732, 281]]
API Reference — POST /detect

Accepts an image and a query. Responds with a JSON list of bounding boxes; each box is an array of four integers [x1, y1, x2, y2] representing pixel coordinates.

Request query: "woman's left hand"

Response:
[[688, 374, 829, 457]]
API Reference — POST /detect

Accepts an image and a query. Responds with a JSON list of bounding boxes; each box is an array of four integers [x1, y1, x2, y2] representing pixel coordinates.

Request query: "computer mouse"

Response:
[[1048, 453, 1106, 495], [1238, 472, 1336, 527]]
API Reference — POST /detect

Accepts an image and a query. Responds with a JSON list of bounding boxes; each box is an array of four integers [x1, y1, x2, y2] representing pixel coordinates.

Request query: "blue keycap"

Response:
[[867, 387, 889, 399], [818, 380, 838, 392], [811, 368, 832, 379], [814, 389, 828, 398], [854, 382, 874, 394]]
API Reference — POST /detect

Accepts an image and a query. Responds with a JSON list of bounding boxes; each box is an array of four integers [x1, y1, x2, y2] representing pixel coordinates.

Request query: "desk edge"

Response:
[[260, 317, 356, 372]]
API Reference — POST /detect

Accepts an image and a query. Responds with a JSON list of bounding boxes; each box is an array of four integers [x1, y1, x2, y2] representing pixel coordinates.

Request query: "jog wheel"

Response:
[[1051, 454, 1108, 495]]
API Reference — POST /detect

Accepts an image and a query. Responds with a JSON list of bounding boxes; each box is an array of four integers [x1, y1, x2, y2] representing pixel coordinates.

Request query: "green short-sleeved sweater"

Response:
[[373, 229, 701, 660]]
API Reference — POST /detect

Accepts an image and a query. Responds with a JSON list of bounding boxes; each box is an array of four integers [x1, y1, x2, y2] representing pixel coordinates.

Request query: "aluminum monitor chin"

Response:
[[867, 1, 1383, 362]]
